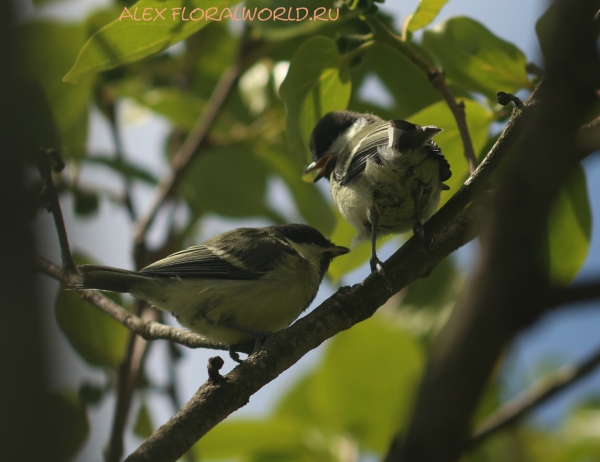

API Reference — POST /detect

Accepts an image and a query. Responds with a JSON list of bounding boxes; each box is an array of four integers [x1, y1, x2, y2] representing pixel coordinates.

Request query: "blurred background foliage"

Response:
[[24, 0, 599, 460]]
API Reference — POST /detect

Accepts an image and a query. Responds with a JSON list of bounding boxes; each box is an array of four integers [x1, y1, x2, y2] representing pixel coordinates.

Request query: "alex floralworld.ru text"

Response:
[[119, 6, 340, 22]]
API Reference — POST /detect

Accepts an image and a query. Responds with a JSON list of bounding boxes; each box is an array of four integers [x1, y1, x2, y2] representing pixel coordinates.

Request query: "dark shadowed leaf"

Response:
[[45, 391, 89, 461], [422, 17, 530, 100], [134, 402, 154, 438], [84, 156, 159, 184], [55, 254, 129, 369], [22, 22, 93, 157], [181, 144, 273, 219]]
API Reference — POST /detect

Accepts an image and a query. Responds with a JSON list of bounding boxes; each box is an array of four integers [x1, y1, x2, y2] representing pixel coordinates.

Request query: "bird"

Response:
[[304, 110, 451, 288], [74, 224, 349, 361]]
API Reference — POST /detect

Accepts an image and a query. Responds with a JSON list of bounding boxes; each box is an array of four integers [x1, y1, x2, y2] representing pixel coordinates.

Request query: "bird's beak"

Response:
[[304, 154, 333, 183], [328, 245, 350, 257]]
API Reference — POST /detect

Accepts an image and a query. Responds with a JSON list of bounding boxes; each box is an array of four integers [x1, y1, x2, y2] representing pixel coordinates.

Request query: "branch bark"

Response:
[[123, 198, 483, 462], [35, 256, 235, 351], [469, 342, 600, 448], [364, 15, 478, 173], [393, 1, 600, 461]]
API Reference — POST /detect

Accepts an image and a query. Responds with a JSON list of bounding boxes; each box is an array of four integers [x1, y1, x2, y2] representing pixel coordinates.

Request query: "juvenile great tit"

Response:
[[75, 224, 349, 361], [305, 111, 451, 286]]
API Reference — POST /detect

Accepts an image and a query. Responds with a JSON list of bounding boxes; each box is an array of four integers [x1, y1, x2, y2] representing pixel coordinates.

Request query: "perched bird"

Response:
[[75, 224, 349, 361], [305, 111, 451, 287]]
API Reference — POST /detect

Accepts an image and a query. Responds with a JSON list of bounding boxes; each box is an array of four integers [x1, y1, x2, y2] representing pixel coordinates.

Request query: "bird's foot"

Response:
[[370, 256, 392, 292], [413, 222, 434, 249], [228, 345, 242, 364], [252, 331, 273, 354]]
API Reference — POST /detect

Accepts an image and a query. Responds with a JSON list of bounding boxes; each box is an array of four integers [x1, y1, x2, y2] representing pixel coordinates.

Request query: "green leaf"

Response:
[[422, 17, 530, 100], [327, 209, 396, 283], [55, 254, 129, 368], [545, 165, 592, 285], [277, 317, 424, 453], [405, 0, 450, 33], [45, 391, 90, 461], [134, 402, 154, 438], [22, 22, 93, 157], [84, 156, 159, 184], [63, 0, 238, 83], [181, 144, 272, 219], [256, 146, 336, 235], [194, 418, 310, 460], [402, 256, 458, 310], [280, 36, 351, 164], [359, 43, 442, 119], [409, 98, 493, 207]]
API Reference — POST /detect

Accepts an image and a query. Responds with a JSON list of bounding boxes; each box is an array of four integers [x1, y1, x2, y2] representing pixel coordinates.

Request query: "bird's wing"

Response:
[[425, 141, 452, 182], [338, 123, 390, 186], [139, 228, 296, 280]]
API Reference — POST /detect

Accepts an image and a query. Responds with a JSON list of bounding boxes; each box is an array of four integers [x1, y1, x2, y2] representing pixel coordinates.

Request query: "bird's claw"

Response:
[[370, 258, 392, 292], [228, 346, 242, 364]]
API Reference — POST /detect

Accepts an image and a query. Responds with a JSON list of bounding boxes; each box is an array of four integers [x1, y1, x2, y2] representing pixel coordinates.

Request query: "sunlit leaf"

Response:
[[276, 317, 424, 453], [64, 0, 239, 83], [545, 165, 592, 285], [409, 98, 493, 206], [194, 418, 310, 460], [404, 0, 450, 33], [422, 17, 530, 99], [280, 36, 351, 164]]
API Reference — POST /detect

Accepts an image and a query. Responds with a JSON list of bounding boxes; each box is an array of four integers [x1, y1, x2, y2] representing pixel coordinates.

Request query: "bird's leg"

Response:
[[221, 320, 273, 357], [412, 183, 434, 248], [369, 206, 392, 291]]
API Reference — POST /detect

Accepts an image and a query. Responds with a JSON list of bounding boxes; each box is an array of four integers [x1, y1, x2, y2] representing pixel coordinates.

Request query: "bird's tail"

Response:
[[73, 265, 149, 293]]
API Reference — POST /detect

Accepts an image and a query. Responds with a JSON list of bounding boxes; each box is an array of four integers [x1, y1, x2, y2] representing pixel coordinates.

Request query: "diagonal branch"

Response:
[[469, 342, 600, 447], [35, 255, 234, 351], [132, 62, 242, 254], [364, 15, 478, 173], [36, 149, 76, 274], [394, 1, 600, 461], [123, 198, 483, 462]]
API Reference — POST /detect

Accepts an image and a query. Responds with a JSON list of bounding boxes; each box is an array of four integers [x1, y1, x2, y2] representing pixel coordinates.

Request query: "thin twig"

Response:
[[123, 203, 483, 462], [107, 101, 136, 220], [35, 255, 234, 351], [36, 149, 77, 274], [364, 15, 478, 173], [106, 305, 155, 462], [468, 343, 600, 447], [133, 62, 242, 253]]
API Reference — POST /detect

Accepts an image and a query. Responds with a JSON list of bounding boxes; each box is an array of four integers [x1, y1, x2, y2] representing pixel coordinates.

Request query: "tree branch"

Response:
[[35, 255, 235, 351], [364, 15, 478, 173], [36, 149, 76, 274], [132, 61, 241, 254], [469, 342, 600, 447], [395, 1, 600, 461], [123, 198, 483, 462]]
